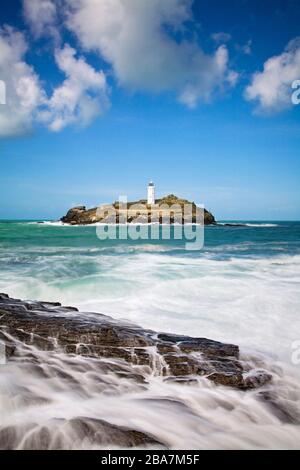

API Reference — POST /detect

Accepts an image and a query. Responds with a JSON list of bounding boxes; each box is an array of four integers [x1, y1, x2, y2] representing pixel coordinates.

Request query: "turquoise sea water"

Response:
[[1, 220, 300, 449], [0, 220, 300, 360]]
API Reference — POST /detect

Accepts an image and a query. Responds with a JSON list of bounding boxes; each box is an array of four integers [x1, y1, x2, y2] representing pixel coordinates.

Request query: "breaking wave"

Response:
[[0, 221, 300, 449]]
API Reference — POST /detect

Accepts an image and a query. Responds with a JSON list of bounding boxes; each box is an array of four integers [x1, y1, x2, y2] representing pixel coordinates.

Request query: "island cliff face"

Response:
[[61, 194, 216, 225]]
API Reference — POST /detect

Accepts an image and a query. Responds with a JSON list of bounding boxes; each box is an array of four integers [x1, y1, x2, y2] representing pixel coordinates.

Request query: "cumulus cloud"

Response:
[[43, 44, 109, 131], [0, 27, 109, 137], [65, 0, 237, 107], [23, 0, 59, 40], [245, 38, 300, 113], [1, 0, 239, 137], [0, 26, 46, 137]]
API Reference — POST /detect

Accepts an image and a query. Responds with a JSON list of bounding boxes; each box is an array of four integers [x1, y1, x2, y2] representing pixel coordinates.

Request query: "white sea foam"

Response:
[[244, 223, 279, 227], [1, 231, 300, 449], [0, 338, 299, 449], [27, 219, 280, 228], [31, 221, 205, 227], [217, 222, 279, 227], [1, 249, 299, 365]]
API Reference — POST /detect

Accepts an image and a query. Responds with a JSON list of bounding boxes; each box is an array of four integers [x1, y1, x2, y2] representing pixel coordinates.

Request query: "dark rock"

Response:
[[62, 417, 164, 449], [0, 424, 36, 450], [0, 293, 9, 300], [0, 294, 272, 391], [158, 334, 239, 358], [258, 390, 300, 424], [244, 370, 273, 389], [41, 301, 62, 307], [0, 418, 163, 450], [163, 353, 198, 376], [208, 372, 244, 388]]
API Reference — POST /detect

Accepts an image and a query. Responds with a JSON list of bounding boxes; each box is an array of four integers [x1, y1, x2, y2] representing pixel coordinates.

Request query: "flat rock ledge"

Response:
[[0, 293, 271, 391]]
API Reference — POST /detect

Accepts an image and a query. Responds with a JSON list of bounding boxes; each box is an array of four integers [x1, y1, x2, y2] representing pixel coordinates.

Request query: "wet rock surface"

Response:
[[0, 418, 164, 450], [0, 293, 271, 391]]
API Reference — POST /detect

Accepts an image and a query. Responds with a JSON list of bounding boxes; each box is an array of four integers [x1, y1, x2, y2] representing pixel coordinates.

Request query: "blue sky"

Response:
[[0, 0, 300, 220]]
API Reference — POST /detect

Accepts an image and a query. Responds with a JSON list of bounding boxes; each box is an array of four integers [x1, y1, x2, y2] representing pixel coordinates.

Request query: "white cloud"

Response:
[[178, 45, 237, 108], [0, 27, 109, 137], [1, 0, 239, 137], [65, 0, 237, 107], [211, 32, 231, 44], [0, 26, 46, 137], [43, 44, 109, 131], [23, 0, 59, 40], [245, 38, 300, 113]]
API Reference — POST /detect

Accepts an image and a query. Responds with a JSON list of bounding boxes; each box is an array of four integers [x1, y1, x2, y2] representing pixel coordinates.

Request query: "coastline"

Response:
[[0, 292, 279, 450], [0, 221, 300, 449], [23, 220, 280, 228]]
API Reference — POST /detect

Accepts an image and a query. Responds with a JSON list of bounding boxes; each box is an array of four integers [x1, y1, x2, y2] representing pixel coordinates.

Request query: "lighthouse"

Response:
[[147, 180, 155, 205]]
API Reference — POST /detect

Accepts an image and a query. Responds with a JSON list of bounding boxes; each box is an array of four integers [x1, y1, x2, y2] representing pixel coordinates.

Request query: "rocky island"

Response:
[[61, 194, 216, 226]]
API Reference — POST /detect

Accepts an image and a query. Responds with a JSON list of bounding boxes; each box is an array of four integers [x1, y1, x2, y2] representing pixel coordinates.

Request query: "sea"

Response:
[[0, 220, 299, 449]]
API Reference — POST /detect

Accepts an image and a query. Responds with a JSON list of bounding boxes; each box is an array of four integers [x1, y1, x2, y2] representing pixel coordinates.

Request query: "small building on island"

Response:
[[147, 180, 155, 205]]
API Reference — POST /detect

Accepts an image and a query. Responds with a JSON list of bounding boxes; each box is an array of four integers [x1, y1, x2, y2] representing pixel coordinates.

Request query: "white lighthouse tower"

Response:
[[147, 180, 155, 205]]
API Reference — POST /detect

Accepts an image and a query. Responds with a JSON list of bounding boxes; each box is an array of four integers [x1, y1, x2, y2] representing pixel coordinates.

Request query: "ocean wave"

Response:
[[0, 293, 299, 450], [1, 251, 300, 364], [217, 222, 279, 228], [34, 221, 205, 227], [30, 221, 69, 226], [0, 314, 299, 449], [245, 223, 278, 227], [1, 221, 299, 449]]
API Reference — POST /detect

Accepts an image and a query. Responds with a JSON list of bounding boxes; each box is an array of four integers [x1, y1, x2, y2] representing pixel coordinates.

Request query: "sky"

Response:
[[0, 0, 300, 220]]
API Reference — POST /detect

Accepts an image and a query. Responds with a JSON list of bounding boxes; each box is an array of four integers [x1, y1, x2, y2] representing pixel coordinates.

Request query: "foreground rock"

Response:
[[60, 194, 216, 225], [0, 417, 163, 450], [0, 293, 271, 391]]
